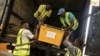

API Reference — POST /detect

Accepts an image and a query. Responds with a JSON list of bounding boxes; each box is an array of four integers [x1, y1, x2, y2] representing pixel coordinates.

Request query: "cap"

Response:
[[57, 8, 65, 15]]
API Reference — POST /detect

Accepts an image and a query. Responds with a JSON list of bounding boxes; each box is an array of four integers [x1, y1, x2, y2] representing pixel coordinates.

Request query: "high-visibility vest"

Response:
[[77, 48, 81, 56], [65, 49, 70, 56], [64, 48, 81, 56], [60, 12, 79, 30], [13, 29, 30, 56]]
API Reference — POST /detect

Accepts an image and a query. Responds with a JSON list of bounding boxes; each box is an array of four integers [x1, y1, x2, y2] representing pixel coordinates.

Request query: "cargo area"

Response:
[[0, 0, 91, 56], [0, 0, 90, 39]]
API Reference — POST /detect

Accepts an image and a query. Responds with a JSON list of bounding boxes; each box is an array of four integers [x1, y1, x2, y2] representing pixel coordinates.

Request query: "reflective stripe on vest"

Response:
[[14, 48, 30, 51], [13, 55, 29, 56], [13, 29, 30, 55], [15, 43, 30, 46], [60, 12, 79, 30]]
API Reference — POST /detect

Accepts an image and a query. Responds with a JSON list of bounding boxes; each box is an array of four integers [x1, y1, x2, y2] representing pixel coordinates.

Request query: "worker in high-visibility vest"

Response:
[[13, 21, 34, 56], [65, 47, 81, 56], [63, 34, 82, 56], [34, 3, 52, 38], [34, 3, 52, 25], [57, 8, 79, 42]]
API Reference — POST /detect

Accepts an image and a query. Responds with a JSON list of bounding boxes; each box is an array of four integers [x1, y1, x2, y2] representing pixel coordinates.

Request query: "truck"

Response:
[[0, 0, 100, 56]]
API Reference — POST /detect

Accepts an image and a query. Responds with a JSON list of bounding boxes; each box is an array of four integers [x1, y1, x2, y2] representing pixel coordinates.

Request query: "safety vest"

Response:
[[65, 49, 70, 56], [60, 12, 79, 30], [77, 48, 81, 56], [13, 29, 30, 56], [64, 48, 81, 56]]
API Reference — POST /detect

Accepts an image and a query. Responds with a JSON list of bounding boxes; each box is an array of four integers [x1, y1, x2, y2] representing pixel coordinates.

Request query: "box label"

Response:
[[46, 31, 56, 39]]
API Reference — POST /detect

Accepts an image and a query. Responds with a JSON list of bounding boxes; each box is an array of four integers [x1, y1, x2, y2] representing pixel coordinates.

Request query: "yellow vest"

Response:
[[65, 49, 70, 56], [60, 12, 79, 30], [13, 29, 30, 56], [77, 48, 81, 56], [64, 48, 81, 56]]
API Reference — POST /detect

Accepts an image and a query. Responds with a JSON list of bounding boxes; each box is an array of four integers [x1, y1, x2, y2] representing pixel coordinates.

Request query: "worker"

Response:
[[13, 21, 34, 56], [34, 3, 52, 25], [57, 8, 79, 42], [63, 34, 82, 56]]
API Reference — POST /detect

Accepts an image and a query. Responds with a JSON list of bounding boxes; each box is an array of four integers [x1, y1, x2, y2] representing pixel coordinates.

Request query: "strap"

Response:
[[13, 55, 29, 56], [18, 29, 24, 45], [16, 43, 30, 47]]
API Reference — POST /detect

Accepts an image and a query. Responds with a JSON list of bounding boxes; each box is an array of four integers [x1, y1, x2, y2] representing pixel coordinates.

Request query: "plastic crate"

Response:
[[38, 25, 64, 46]]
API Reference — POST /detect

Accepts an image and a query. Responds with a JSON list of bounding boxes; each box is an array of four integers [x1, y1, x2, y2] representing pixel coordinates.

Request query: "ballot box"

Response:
[[38, 24, 64, 46]]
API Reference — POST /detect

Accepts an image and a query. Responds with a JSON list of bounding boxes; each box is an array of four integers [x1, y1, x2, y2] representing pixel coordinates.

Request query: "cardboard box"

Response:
[[38, 25, 64, 46]]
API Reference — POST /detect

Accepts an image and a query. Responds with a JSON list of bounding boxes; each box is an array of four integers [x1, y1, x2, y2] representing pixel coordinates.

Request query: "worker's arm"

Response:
[[34, 11, 41, 22], [34, 25, 39, 39], [66, 31, 71, 40], [37, 11, 41, 21], [34, 5, 44, 21], [46, 10, 52, 17], [38, 5, 49, 25], [31, 25, 40, 43], [63, 37, 74, 49], [24, 30, 35, 40], [63, 34, 74, 52], [25, 29, 38, 43]]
